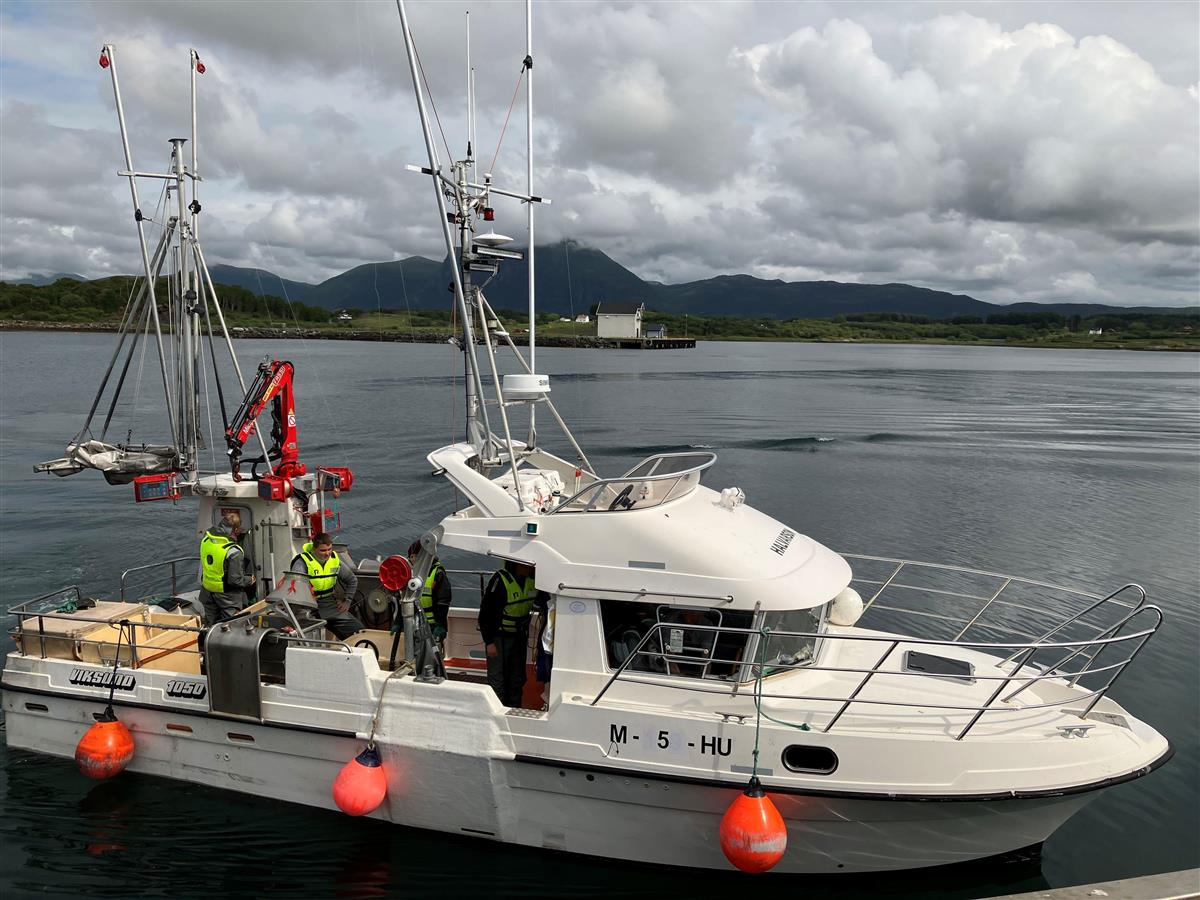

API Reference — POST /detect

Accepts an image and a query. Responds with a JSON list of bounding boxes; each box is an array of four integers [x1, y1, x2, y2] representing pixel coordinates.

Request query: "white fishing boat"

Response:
[[2, 4, 1171, 875]]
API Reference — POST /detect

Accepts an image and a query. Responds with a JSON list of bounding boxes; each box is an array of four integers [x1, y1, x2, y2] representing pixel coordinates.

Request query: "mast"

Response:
[[525, 0, 537, 446], [396, 0, 489, 455], [103, 44, 179, 451], [64, 45, 262, 480], [170, 137, 197, 475]]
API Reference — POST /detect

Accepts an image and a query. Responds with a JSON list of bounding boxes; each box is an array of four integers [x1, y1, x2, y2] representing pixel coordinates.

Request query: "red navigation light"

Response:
[[483, 207, 495, 221], [99, 52, 110, 69], [195, 59, 206, 74]]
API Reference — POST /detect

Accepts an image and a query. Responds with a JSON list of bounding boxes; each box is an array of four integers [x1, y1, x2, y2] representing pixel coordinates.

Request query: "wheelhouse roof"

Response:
[[429, 443, 851, 612]]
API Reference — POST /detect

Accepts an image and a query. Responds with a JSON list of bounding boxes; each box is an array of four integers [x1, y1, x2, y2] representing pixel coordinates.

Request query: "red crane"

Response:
[[225, 359, 306, 483]]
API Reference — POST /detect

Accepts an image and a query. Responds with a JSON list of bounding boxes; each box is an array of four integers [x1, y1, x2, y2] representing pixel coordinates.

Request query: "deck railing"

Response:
[[549, 451, 716, 514], [119, 556, 200, 601], [585, 558, 1164, 740]]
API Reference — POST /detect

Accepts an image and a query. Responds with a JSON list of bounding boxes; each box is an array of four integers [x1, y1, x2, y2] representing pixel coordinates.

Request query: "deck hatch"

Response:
[[902, 650, 975, 684]]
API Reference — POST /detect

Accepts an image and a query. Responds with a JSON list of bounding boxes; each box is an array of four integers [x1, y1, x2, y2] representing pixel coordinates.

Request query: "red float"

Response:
[[378, 555, 413, 592], [719, 778, 787, 873], [332, 744, 388, 816], [75, 707, 135, 780]]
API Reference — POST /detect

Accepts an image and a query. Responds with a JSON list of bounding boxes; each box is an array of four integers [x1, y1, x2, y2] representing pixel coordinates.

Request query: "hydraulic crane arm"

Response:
[[225, 359, 306, 481]]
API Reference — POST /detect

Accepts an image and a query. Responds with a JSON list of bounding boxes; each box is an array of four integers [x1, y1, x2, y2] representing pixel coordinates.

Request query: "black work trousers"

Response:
[[487, 629, 528, 708]]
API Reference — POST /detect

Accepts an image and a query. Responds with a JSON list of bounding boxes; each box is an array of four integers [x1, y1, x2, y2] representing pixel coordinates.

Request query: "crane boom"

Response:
[[225, 359, 306, 481]]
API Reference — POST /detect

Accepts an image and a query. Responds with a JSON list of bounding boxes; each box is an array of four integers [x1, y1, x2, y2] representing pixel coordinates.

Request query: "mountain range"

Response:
[[19, 242, 1194, 319]]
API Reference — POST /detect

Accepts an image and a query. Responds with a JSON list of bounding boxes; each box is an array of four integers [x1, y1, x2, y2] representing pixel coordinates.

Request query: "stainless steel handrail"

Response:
[[120, 556, 200, 600], [589, 607, 1163, 739], [620, 450, 718, 479], [549, 451, 717, 514], [7, 585, 85, 616]]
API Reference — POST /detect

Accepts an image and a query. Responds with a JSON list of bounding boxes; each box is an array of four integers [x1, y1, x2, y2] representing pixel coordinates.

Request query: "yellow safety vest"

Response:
[[420, 562, 444, 625], [200, 532, 235, 592], [300, 545, 341, 600], [498, 569, 537, 633]]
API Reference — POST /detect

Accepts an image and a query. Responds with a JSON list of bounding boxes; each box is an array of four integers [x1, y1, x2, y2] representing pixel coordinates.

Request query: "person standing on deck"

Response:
[[199, 512, 255, 626], [290, 532, 362, 640], [409, 540, 452, 644], [478, 560, 544, 707]]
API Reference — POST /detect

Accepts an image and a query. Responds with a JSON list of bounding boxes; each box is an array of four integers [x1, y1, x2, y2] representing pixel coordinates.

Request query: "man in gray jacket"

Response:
[[290, 532, 362, 640], [199, 512, 255, 626]]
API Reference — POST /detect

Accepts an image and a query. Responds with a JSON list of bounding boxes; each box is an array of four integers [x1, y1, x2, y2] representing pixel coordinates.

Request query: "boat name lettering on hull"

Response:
[[769, 528, 795, 556], [609, 723, 733, 757], [166, 679, 207, 699], [69, 669, 135, 691]]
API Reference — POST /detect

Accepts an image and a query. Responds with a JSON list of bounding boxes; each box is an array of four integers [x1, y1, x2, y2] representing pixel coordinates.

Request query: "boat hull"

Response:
[[2, 682, 1094, 874]]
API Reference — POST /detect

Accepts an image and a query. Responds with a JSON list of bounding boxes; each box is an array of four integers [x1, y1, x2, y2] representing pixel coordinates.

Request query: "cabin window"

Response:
[[600, 600, 752, 680], [750, 605, 826, 677]]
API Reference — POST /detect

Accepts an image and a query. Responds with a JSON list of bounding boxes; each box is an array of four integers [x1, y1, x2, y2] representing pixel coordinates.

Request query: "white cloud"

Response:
[[1, 1, 1196, 306]]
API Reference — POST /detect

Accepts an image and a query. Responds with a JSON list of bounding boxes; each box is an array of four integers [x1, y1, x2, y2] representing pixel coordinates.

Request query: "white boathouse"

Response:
[[593, 301, 645, 339]]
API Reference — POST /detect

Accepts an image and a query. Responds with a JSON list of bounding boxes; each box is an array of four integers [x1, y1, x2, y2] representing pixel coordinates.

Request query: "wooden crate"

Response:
[[14, 601, 149, 660], [79, 609, 202, 673]]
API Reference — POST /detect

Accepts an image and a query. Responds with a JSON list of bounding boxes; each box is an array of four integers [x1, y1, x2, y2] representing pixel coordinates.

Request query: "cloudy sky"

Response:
[[1, 0, 1197, 306]]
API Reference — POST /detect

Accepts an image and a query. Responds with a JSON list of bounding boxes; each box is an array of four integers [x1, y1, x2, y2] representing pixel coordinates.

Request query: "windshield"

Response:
[[751, 605, 826, 677]]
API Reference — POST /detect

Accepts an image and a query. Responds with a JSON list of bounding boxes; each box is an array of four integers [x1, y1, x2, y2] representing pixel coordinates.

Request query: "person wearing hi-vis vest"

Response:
[[289, 532, 362, 640], [408, 540, 452, 643], [199, 512, 255, 626], [478, 559, 546, 707]]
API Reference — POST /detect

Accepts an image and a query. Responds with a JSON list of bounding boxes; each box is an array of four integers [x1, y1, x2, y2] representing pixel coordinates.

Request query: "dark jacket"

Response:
[[478, 567, 548, 645]]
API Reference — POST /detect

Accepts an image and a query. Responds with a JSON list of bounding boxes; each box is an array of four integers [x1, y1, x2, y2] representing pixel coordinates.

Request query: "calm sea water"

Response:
[[1, 331, 1196, 898]]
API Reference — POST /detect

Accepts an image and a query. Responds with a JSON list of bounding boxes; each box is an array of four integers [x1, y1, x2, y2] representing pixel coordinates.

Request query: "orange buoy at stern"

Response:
[[719, 778, 788, 873], [75, 707, 135, 780], [332, 745, 388, 816]]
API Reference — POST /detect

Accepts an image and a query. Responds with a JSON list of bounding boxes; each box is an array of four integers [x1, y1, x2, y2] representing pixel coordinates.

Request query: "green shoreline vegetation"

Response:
[[2, 276, 1197, 351]]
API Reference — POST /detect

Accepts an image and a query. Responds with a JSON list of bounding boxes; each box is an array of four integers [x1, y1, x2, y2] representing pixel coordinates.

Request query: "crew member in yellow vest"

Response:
[[199, 512, 255, 626], [408, 540, 452, 643], [478, 560, 546, 707], [289, 532, 362, 640]]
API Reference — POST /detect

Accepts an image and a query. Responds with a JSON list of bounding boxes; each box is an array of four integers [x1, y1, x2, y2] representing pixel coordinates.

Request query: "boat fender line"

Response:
[[719, 629, 787, 873], [75, 621, 135, 780], [332, 662, 410, 816]]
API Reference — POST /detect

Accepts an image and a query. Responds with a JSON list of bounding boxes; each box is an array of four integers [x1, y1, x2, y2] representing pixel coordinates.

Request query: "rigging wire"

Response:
[[221, 148, 353, 468], [197, 320, 217, 473], [487, 66, 527, 177], [127, 297, 153, 442], [412, 41, 455, 167]]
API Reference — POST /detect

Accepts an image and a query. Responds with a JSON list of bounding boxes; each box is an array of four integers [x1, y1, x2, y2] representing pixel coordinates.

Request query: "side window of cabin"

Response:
[[599, 600, 752, 680], [754, 605, 826, 676]]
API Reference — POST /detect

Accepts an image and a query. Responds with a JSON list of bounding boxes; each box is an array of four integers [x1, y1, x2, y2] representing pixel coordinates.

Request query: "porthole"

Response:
[[781, 744, 837, 775]]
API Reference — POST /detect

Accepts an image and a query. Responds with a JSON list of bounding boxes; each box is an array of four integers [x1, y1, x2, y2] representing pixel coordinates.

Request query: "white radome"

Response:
[[828, 587, 865, 626]]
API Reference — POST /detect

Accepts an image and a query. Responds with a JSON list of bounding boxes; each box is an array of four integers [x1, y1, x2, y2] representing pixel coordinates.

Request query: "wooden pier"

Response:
[[604, 337, 695, 349]]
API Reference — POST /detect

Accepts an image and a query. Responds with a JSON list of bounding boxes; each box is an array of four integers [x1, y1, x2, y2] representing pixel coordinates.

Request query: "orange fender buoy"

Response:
[[332, 744, 387, 816], [75, 707, 135, 780], [719, 777, 787, 873]]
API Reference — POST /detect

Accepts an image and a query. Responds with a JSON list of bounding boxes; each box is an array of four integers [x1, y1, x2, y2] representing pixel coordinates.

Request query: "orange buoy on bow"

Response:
[[332, 744, 387, 816], [75, 706, 135, 780], [719, 777, 788, 873]]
